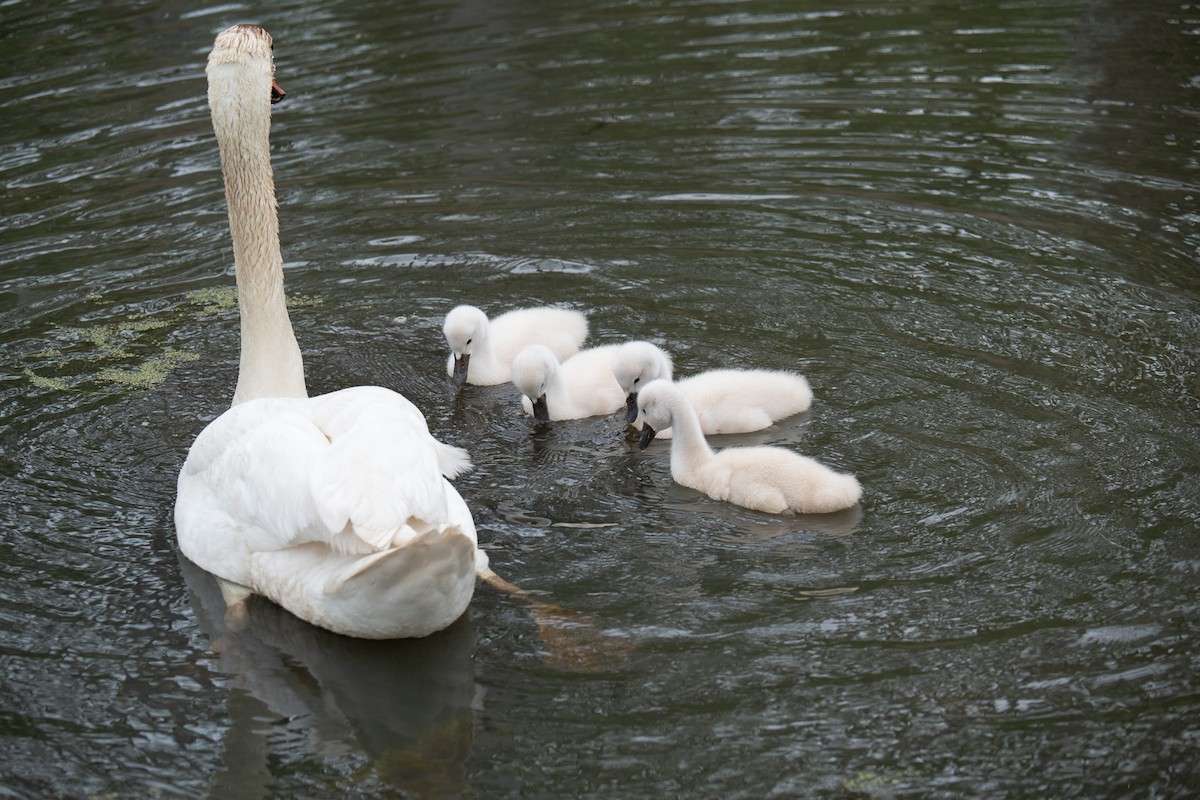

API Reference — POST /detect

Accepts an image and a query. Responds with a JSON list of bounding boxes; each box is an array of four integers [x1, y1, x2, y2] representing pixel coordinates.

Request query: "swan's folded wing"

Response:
[[307, 387, 473, 552], [308, 386, 471, 478], [177, 398, 332, 567]]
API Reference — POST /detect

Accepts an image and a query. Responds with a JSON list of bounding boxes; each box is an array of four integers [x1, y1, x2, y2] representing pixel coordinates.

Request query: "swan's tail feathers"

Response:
[[340, 523, 473, 580], [436, 442, 472, 479], [319, 525, 477, 638], [389, 516, 438, 547]]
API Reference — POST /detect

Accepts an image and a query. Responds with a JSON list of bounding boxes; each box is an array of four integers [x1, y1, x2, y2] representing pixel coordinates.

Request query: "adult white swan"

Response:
[[612, 341, 813, 438], [175, 24, 486, 639], [443, 304, 588, 386], [636, 379, 861, 514]]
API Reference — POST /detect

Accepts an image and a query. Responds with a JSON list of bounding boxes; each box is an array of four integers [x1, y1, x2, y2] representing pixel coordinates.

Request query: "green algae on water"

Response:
[[95, 348, 201, 390]]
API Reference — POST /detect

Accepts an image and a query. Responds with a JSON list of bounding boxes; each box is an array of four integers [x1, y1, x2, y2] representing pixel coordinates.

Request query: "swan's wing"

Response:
[[307, 387, 475, 550], [176, 398, 335, 581], [309, 386, 472, 479]]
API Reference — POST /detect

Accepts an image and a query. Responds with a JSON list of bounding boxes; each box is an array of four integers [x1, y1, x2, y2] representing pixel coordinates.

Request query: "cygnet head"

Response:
[[612, 341, 673, 423], [207, 25, 286, 115], [442, 305, 489, 386], [636, 379, 681, 449], [511, 344, 558, 422]]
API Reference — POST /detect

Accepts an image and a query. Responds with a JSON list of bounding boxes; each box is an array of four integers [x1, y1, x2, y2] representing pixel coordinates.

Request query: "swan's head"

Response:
[[636, 379, 680, 449], [207, 25, 286, 132], [443, 305, 489, 387], [612, 341, 673, 423], [511, 345, 558, 422]]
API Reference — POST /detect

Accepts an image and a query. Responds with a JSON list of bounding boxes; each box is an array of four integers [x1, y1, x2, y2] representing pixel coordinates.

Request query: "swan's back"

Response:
[[559, 344, 623, 387], [696, 445, 861, 514], [678, 369, 813, 435], [490, 307, 588, 365]]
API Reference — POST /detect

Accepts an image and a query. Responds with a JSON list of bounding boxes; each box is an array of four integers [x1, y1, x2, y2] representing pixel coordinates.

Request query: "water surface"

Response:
[[2, 0, 1198, 797]]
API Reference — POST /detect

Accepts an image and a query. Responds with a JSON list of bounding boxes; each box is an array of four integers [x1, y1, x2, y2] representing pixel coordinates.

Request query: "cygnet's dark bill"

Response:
[[451, 354, 470, 387], [532, 395, 550, 422], [624, 392, 639, 423], [638, 424, 657, 449]]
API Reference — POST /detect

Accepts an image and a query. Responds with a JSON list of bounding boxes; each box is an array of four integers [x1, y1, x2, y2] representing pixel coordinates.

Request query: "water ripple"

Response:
[[1, 0, 1198, 797]]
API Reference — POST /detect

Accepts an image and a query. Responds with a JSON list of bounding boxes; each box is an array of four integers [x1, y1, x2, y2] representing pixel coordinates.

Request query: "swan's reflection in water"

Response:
[[180, 555, 476, 797]]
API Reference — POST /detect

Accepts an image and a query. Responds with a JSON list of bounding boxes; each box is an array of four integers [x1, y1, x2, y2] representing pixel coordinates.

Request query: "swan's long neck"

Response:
[[666, 391, 713, 480], [209, 59, 307, 406]]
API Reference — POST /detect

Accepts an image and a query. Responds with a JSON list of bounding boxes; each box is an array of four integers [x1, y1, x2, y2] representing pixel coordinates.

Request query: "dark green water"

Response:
[[2, 0, 1198, 797]]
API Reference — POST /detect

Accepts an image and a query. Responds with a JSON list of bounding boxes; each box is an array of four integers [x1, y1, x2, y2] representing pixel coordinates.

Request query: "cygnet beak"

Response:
[[531, 395, 550, 422], [451, 354, 470, 387], [624, 392, 639, 423], [638, 423, 657, 450]]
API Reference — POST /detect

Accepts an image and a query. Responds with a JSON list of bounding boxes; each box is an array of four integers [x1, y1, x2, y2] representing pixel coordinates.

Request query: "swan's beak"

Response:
[[451, 354, 470, 387], [624, 392, 639, 424], [638, 423, 657, 450], [270, 79, 286, 105], [531, 394, 550, 422]]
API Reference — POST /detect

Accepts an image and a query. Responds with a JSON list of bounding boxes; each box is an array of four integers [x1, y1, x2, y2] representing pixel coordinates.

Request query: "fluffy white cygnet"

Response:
[[611, 341, 813, 438], [443, 304, 587, 386], [512, 343, 626, 421], [637, 379, 861, 514]]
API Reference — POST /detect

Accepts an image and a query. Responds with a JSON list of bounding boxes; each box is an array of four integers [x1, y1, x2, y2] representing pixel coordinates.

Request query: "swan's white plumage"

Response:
[[175, 25, 482, 639], [177, 389, 483, 638], [443, 304, 587, 386], [612, 341, 813, 438], [637, 379, 860, 515], [512, 343, 626, 421]]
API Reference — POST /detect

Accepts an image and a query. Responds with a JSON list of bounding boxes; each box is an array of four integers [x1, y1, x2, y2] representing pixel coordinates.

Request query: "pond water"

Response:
[[2, 0, 1198, 797]]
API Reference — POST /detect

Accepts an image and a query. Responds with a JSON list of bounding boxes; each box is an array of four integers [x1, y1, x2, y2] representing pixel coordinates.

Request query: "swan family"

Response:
[[175, 24, 861, 641]]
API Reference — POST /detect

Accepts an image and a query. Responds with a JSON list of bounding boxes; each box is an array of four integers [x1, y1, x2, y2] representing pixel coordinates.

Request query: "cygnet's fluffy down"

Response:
[[611, 341, 813, 437], [637, 379, 860, 514], [512, 343, 626, 421], [443, 304, 587, 386]]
